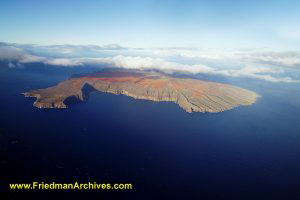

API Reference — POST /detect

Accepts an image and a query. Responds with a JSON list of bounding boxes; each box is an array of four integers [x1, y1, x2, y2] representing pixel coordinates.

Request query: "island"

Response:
[[23, 69, 260, 113]]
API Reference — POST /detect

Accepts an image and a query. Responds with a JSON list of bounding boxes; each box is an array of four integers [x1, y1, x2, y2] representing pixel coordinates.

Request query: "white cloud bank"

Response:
[[0, 42, 300, 83], [17, 55, 298, 83]]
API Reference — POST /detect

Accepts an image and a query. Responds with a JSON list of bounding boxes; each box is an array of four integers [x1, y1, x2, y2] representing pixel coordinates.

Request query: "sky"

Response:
[[1, 0, 300, 83], [1, 0, 300, 50]]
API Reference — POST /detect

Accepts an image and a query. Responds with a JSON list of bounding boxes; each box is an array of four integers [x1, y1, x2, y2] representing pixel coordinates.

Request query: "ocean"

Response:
[[1, 62, 300, 199]]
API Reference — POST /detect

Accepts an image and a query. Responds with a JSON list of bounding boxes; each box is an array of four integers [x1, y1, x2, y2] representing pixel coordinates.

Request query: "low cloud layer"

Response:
[[0, 46, 25, 60], [1, 42, 300, 83]]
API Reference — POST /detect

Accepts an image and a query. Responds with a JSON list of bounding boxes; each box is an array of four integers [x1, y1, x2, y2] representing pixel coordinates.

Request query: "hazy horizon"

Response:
[[1, 0, 300, 50]]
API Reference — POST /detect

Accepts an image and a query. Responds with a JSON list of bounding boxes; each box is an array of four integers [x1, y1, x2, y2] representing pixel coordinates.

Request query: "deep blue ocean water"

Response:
[[1, 62, 300, 199]]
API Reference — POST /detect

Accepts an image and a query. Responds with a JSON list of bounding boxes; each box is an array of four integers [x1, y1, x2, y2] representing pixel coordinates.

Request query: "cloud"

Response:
[[103, 44, 126, 50], [224, 67, 299, 83], [0, 42, 300, 83], [153, 48, 300, 69], [0, 46, 25, 60], [16, 62, 24, 68], [2, 42, 127, 57], [7, 61, 24, 69], [31, 55, 298, 83], [234, 66, 284, 74], [8, 61, 16, 68], [94, 55, 216, 74], [19, 54, 47, 63], [240, 51, 300, 68], [98, 56, 299, 83], [45, 58, 84, 66]]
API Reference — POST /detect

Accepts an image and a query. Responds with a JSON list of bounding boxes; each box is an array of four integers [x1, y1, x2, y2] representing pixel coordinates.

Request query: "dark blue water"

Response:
[[1, 63, 300, 199]]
